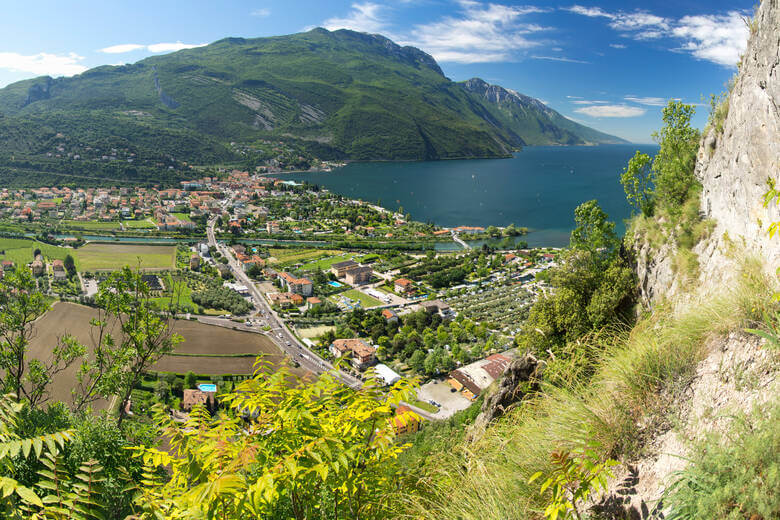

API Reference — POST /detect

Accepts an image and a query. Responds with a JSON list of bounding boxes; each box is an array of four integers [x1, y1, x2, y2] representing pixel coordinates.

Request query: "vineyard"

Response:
[[448, 283, 535, 332]]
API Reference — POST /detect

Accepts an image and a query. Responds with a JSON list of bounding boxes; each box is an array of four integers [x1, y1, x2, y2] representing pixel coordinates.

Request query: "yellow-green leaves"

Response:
[[128, 365, 418, 519]]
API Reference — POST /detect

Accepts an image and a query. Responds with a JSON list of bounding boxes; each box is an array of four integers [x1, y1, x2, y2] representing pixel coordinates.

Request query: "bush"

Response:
[[664, 402, 780, 519]]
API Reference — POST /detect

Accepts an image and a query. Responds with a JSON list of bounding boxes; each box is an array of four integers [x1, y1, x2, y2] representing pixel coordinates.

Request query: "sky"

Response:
[[0, 0, 754, 143]]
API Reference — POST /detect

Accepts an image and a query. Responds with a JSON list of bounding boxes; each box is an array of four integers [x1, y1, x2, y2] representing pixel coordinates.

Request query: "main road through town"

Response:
[[206, 215, 363, 389]]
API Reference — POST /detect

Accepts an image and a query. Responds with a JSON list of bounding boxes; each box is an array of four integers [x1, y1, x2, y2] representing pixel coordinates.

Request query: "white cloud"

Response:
[[99, 43, 146, 54], [251, 8, 271, 17], [401, 1, 548, 63], [672, 11, 749, 67], [624, 96, 666, 106], [570, 99, 609, 104], [147, 42, 207, 53], [566, 95, 583, 99], [609, 43, 626, 49], [574, 104, 646, 117], [531, 55, 589, 64], [323, 2, 388, 34], [565, 5, 612, 19], [609, 12, 669, 32], [0, 51, 87, 77], [567, 5, 749, 67], [98, 42, 207, 54]]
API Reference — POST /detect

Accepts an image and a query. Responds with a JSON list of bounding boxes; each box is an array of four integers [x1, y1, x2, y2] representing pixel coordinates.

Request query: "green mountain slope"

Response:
[[460, 78, 628, 146], [0, 28, 626, 181]]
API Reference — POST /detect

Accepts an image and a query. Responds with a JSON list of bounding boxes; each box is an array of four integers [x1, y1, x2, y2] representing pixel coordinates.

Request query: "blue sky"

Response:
[[0, 0, 753, 142]]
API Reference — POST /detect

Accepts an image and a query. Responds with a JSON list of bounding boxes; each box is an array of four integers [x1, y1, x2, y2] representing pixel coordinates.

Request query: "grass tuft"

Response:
[[396, 258, 774, 520]]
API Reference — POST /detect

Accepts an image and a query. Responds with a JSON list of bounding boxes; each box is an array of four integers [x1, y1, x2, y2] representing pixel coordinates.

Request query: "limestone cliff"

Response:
[[636, 0, 780, 304]]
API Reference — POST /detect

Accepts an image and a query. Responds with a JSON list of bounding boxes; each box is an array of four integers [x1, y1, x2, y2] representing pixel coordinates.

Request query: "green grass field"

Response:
[[0, 238, 75, 268], [122, 218, 156, 229], [299, 253, 356, 271], [77, 243, 176, 271], [60, 220, 122, 231], [269, 248, 340, 265], [171, 212, 192, 223], [338, 289, 383, 308]]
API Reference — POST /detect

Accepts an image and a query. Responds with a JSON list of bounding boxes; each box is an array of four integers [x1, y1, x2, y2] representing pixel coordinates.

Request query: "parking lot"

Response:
[[417, 378, 473, 419]]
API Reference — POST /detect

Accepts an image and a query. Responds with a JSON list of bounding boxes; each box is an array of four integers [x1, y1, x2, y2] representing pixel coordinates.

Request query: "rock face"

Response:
[[468, 354, 540, 438], [637, 0, 780, 304]]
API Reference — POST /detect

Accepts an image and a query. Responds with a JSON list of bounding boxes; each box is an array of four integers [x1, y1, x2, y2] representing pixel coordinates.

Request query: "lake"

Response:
[[279, 144, 659, 247]]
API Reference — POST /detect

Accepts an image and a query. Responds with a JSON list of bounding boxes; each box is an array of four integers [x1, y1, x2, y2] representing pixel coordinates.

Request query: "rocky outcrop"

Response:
[[637, 0, 780, 305], [468, 354, 540, 439]]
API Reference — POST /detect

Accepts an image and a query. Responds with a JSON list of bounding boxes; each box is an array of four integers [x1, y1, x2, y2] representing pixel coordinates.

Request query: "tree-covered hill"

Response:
[[0, 28, 626, 183]]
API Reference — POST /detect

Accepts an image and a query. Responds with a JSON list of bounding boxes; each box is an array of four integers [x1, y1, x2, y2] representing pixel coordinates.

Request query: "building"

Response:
[[447, 353, 513, 400], [266, 221, 280, 234], [51, 259, 67, 280], [268, 292, 304, 308], [374, 363, 401, 386], [329, 338, 377, 371], [306, 296, 322, 310], [394, 278, 413, 294], [344, 266, 372, 286], [419, 300, 454, 319], [391, 405, 421, 435], [279, 272, 313, 297], [182, 389, 216, 412], [330, 259, 359, 278], [1, 260, 14, 272], [189, 253, 200, 270], [382, 309, 399, 323], [31, 259, 44, 276]]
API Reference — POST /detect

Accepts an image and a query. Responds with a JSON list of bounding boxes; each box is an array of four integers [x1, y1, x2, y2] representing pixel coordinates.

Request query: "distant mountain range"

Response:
[[0, 28, 627, 170]]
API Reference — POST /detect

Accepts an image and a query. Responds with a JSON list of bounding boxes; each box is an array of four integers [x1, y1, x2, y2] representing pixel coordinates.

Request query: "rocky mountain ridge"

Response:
[[636, 0, 779, 306]]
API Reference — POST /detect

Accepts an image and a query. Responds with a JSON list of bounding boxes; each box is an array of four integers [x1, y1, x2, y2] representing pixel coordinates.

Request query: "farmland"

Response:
[[77, 243, 176, 271], [0, 237, 74, 267], [24, 303, 306, 408], [268, 248, 340, 266]]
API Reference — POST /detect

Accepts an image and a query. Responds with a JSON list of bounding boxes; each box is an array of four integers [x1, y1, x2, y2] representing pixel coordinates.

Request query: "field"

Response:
[[332, 289, 383, 309], [122, 219, 157, 229], [24, 303, 306, 409], [296, 325, 337, 339], [77, 243, 176, 271], [171, 213, 192, 222], [60, 220, 123, 231], [299, 252, 355, 270], [269, 248, 340, 266], [0, 238, 74, 268]]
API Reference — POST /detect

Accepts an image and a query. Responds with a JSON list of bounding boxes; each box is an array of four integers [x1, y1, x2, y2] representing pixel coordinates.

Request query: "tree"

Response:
[[652, 100, 700, 211], [73, 267, 181, 424], [127, 367, 418, 519], [569, 200, 619, 261], [0, 268, 84, 407], [63, 254, 77, 278], [184, 371, 197, 389], [408, 350, 425, 373], [621, 151, 655, 216]]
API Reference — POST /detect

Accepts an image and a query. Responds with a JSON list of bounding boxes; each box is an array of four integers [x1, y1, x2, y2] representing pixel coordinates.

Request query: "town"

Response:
[[0, 168, 556, 428]]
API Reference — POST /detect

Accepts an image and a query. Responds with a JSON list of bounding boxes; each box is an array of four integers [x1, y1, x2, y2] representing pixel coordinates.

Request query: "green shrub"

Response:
[[664, 402, 780, 519]]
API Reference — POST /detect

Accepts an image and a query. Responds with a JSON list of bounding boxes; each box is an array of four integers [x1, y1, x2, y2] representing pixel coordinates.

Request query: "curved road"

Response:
[[206, 216, 362, 389]]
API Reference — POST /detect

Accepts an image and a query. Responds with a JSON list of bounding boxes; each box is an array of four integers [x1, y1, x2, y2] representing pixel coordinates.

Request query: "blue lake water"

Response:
[[279, 145, 659, 247]]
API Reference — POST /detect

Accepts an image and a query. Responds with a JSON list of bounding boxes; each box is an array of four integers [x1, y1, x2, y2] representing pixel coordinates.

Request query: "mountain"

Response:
[[460, 78, 628, 146], [0, 28, 626, 182]]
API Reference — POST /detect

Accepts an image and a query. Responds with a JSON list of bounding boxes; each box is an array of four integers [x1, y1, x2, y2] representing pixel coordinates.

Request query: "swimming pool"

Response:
[[328, 281, 342, 287], [198, 383, 217, 392]]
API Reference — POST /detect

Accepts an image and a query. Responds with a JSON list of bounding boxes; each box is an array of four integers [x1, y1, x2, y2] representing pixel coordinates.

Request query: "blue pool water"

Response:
[[328, 281, 343, 287], [198, 383, 217, 392]]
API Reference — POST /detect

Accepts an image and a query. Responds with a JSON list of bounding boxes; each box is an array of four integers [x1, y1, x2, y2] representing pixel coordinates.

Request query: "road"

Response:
[[206, 215, 362, 389]]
